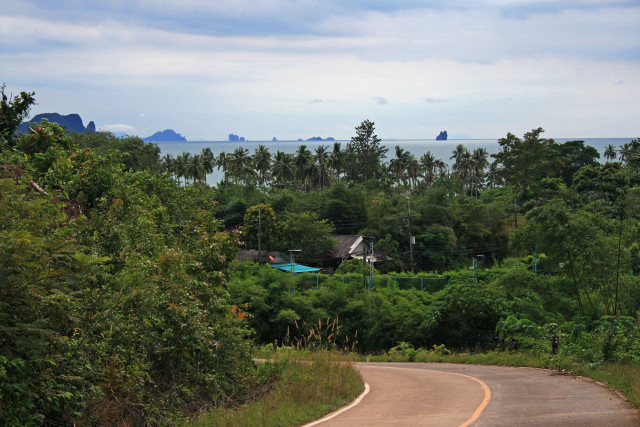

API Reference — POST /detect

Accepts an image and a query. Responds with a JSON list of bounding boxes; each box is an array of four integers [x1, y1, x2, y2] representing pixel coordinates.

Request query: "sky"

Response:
[[1, 0, 639, 140]]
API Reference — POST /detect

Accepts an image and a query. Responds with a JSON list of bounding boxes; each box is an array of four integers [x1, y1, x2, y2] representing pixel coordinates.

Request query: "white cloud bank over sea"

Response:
[[1, 0, 638, 140]]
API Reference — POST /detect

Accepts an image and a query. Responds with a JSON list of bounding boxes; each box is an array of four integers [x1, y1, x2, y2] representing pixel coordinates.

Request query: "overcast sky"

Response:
[[1, 0, 638, 140]]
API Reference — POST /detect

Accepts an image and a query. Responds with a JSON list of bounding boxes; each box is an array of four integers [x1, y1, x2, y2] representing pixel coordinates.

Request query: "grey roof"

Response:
[[329, 235, 365, 259]]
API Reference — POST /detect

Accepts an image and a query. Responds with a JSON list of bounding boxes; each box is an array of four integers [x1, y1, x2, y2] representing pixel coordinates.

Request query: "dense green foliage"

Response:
[[2, 89, 639, 423], [0, 93, 255, 425], [227, 260, 639, 355]]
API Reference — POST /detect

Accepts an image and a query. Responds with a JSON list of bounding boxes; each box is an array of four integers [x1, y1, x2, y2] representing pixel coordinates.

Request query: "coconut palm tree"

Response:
[[311, 144, 330, 191], [161, 154, 176, 179], [419, 151, 437, 187], [228, 147, 252, 185], [329, 142, 345, 180], [603, 144, 617, 162], [200, 148, 215, 184], [294, 145, 313, 191], [405, 152, 419, 190], [450, 144, 471, 194], [486, 162, 501, 189], [215, 151, 230, 186], [174, 152, 189, 186], [253, 144, 272, 187], [470, 148, 489, 197], [389, 146, 409, 186], [271, 150, 295, 188]]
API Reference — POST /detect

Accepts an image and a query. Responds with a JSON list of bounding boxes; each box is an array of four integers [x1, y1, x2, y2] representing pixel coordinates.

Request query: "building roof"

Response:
[[272, 263, 320, 273], [329, 235, 365, 259], [237, 249, 288, 264]]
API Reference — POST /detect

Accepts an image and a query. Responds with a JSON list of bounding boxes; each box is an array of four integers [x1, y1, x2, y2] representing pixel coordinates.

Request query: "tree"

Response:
[[329, 142, 345, 180], [618, 138, 640, 168], [228, 147, 253, 185], [279, 211, 335, 264], [241, 204, 279, 260], [215, 151, 230, 186], [470, 148, 489, 197], [253, 144, 271, 187], [604, 144, 617, 162], [0, 84, 36, 149], [294, 145, 313, 191], [345, 119, 388, 184], [491, 128, 562, 196], [311, 144, 330, 191], [450, 144, 471, 194], [200, 147, 215, 183], [556, 140, 600, 186], [271, 151, 295, 188]]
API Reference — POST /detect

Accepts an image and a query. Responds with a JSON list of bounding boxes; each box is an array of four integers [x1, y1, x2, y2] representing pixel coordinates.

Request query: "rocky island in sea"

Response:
[[436, 131, 448, 141], [18, 113, 96, 134], [143, 129, 187, 142]]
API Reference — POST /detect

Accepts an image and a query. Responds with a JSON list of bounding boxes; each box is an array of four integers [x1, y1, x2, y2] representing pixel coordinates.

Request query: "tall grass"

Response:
[[187, 351, 363, 427]]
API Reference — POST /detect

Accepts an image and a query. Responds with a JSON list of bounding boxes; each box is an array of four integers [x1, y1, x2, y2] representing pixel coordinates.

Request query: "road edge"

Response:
[[301, 382, 371, 427]]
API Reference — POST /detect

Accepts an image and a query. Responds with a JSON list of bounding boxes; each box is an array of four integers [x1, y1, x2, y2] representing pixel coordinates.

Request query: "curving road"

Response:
[[307, 362, 640, 426]]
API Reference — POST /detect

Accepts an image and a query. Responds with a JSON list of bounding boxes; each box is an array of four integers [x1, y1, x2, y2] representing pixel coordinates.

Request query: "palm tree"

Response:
[[271, 150, 295, 188], [215, 151, 230, 186], [185, 154, 206, 184], [389, 146, 409, 187], [174, 152, 189, 186], [470, 148, 489, 197], [419, 151, 437, 187], [486, 162, 500, 189], [329, 142, 345, 180], [450, 144, 471, 194], [228, 147, 252, 185], [253, 144, 272, 187], [161, 154, 176, 179], [435, 158, 448, 177], [311, 144, 330, 191], [405, 153, 419, 190], [200, 147, 215, 184], [294, 145, 313, 191], [618, 140, 639, 166], [604, 144, 617, 162]]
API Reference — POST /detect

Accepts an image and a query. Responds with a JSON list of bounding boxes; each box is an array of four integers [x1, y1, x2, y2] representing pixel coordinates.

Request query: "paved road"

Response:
[[310, 362, 640, 426]]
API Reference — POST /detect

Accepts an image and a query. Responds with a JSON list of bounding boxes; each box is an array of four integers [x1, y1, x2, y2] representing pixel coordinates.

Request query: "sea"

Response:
[[156, 137, 633, 185]]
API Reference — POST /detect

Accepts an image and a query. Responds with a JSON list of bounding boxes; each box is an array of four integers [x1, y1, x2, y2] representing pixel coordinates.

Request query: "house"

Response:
[[236, 249, 289, 264], [329, 235, 369, 262]]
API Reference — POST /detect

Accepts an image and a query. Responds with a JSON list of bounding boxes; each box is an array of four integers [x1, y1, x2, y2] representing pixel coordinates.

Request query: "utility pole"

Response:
[[288, 249, 301, 275], [257, 208, 262, 264], [514, 197, 518, 229], [362, 236, 375, 291], [362, 242, 367, 291], [408, 198, 414, 273], [472, 257, 478, 284], [370, 239, 374, 278]]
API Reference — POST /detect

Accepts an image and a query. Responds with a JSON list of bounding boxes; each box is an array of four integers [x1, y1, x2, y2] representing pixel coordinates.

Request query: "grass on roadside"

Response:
[[187, 350, 364, 427]]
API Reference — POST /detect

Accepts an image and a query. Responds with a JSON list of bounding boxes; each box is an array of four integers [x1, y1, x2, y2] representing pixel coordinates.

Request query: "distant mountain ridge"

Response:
[[143, 129, 187, 142], [18, 113, 95, 134]]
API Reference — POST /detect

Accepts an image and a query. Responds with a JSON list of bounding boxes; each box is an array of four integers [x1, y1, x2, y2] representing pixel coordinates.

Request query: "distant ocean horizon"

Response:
[[156, 137, 634, 185]]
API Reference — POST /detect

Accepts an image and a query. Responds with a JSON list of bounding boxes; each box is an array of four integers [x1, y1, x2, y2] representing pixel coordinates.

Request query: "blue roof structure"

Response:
[[272, 263, 320, 273]]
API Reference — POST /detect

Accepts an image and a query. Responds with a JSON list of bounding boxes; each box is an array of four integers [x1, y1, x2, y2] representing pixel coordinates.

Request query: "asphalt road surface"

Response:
[[307, 362, 640, 426]]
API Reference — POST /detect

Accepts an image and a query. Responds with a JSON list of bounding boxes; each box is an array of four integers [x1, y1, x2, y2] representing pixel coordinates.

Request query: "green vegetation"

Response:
[[1, 88, 639, 423]]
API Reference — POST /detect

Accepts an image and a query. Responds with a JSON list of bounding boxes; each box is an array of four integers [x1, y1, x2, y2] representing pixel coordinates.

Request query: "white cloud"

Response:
[[373, 96, 388, 105], [101, 124, 138, 133], [1, 1, 638, 139]]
